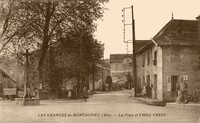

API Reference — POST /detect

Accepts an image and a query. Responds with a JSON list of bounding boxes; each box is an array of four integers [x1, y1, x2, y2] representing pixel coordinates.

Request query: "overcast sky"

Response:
[[95, 0, 200, 59]]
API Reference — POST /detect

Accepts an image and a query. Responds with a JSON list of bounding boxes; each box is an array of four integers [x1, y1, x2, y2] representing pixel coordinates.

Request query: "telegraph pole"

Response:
[[131, 5, 137, 97], [122, 5, 137, 97]]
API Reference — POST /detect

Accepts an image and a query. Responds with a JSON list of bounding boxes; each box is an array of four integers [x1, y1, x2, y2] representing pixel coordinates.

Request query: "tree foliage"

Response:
[[0, 0, 106, 89]]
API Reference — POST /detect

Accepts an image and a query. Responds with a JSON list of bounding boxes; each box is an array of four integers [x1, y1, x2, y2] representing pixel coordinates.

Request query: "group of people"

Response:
[[176, 83, 200, 103], [140, 82, 200, 103], [176, 83, 188, 103], [141, 84, 152, 98]]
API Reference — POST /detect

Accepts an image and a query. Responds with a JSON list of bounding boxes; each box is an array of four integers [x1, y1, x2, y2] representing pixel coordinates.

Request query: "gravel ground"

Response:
[[1, 91, 200, 123]]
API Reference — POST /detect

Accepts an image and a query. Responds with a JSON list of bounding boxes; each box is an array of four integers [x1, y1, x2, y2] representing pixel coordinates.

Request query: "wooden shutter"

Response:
[[167, 76, 171, 92], [180, 75, 184, 83], [153, 74, 157, 90], [185, 75, 188, 81]]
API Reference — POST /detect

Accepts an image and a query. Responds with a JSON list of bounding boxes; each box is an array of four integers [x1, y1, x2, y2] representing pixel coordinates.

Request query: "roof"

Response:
[[0, 68, 16, 83], [110, 40, 149, 63], [135, 40, 151, 50], [96, 64, 110, 70], [153, 19, 200, 46], [110, 54, 132, 63]]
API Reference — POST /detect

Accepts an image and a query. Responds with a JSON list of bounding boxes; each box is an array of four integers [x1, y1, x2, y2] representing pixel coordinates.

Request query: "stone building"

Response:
[[110, 54, 133, 84], [88, 63, 110, 91], [136, 16, 200, 102], [0, 68, 16, 98], [110, 41, 148, 90]]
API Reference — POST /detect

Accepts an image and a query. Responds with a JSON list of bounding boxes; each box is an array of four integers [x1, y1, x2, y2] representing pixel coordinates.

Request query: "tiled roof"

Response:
[[135, 40, 151, 50], [153, 19, 200, 46], [110, 40, 149, 63], [110, 54, 132, 63]]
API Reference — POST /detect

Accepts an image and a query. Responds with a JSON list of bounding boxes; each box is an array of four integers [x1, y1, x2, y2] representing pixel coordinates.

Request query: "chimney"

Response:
[[196, 15, 200, 20]]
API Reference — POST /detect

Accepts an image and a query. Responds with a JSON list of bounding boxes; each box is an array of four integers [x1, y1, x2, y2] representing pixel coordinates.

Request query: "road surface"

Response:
[[0, 91, 199, 123]]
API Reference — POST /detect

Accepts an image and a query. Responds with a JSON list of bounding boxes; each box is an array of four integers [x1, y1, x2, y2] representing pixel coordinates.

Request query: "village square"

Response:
[[0, 0, 200, 123]]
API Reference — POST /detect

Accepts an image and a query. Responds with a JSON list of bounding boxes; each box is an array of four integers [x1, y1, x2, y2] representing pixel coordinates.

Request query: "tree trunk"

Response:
[[38, 2, 52, 99]]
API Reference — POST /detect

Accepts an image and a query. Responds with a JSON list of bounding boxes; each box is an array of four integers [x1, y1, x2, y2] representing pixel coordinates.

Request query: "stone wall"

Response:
[[156, 46, 163, 101], [162, 46, 200, 102], [136, 54, 143, 89], [137, 45, 163, 101]]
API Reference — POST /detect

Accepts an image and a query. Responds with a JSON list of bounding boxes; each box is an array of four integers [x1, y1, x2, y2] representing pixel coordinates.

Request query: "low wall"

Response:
[[15, 98, 40, 106]]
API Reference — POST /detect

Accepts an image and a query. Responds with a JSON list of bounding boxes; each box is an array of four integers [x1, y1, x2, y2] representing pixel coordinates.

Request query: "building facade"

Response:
[[88, 63, 110, 91], [110, 54, 133, 84], [136, 17, 200, 102]]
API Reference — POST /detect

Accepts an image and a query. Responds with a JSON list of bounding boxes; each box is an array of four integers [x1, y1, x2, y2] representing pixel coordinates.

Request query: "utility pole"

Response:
[[122, 5, 137, 97], [131, 5, 137, 97]]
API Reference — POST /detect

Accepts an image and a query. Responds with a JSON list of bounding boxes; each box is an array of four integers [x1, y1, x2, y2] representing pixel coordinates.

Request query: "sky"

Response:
[[94, 0, 200, 59]]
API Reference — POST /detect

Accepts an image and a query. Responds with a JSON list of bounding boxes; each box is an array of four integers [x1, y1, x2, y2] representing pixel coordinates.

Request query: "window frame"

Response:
[[142, 53, 145, 67], [153, 51, 157, 66], [147, 51, 150, 65]]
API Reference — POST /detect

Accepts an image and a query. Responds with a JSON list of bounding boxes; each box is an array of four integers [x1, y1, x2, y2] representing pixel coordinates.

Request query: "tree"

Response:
[[27, 33, 104, 98], [52, 31, 104, 95], [0, 0, 106, 87]]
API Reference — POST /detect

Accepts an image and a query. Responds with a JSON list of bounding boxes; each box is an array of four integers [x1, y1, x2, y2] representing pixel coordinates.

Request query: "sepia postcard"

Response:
[[0, 0, 200, 123]]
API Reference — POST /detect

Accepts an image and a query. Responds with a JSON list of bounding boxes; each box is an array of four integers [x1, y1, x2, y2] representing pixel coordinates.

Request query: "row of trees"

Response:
[[0, 0, 107, 97]]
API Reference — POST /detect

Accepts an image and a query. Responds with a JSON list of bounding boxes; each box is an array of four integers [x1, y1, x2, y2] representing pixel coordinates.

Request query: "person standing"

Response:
[[83, 86, 88, 102], [142, 84, 147, 97], [182, 83, 188, 103], [106, 75, 112, 91]]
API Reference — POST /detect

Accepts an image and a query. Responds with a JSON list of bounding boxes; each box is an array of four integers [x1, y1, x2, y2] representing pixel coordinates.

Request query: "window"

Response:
[[146, 75, 150, 87], [180, 74, 188, 83], [153, 51, 157, 65], [137, 77, 142, 89], [143, 76, 145, 84], [147, 51, 150, 65], [115, 64, 118, 71], [142, 54, 145, 67], [141, 75, 145, 86], [153, 74, 157, 90], [167, 76, 178, 92], [171, 76, 178, 91]]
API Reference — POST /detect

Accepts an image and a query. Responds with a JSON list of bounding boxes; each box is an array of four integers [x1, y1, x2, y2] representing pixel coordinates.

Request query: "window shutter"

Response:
[[167, 76, 171, 92], [141, 76, 144, 87], [180, 75, 184, 83], [185, 75, 188, 81], [153, 75, 157, 90]]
